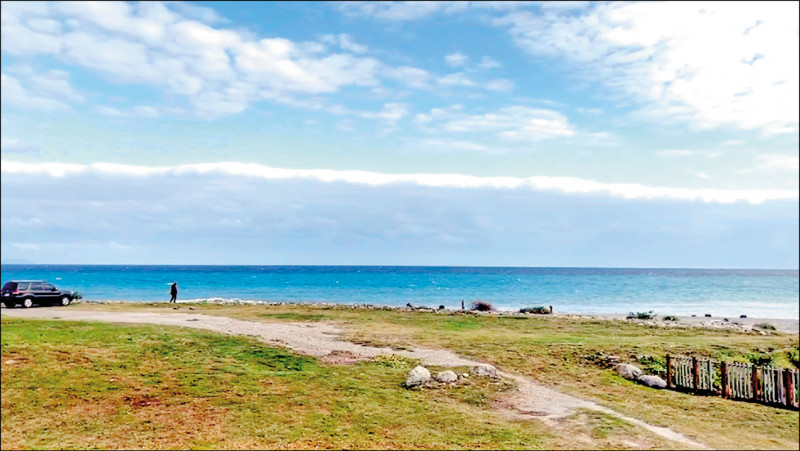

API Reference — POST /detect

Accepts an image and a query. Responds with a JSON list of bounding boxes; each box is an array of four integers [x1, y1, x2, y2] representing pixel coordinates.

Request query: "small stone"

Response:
[[616, 363, 643, 380], [637, 374, 667, 389], [405, 366, 431, 387], [462, 373, 469, 378], [723, 318, 729, 322], [691, 314, 696, 317], [435, 370, 458, 383], [471, 363, 499, 378]]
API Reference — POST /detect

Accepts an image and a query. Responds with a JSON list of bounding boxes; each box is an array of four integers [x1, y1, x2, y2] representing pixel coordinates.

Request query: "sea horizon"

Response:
[[3, 264, 797, 320]]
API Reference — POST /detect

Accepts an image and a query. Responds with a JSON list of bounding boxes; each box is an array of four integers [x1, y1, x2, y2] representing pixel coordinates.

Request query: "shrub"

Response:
[[637, 355, 667, 377], [471, 300, 494, 312], [627, 311, 655, 320], [520, 306, 551, 314], [787, 348, 800, 368], [662, 315, 678, 321], [754, 322, 776, 331], [746, 352, 775, 367]]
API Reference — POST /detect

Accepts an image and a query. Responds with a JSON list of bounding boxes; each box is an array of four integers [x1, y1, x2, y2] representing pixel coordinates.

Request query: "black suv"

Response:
[[1, 280, 76, 308]]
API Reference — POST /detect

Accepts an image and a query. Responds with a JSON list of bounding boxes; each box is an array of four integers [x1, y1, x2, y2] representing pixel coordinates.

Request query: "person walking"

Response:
[[170, 281, 178, 303]]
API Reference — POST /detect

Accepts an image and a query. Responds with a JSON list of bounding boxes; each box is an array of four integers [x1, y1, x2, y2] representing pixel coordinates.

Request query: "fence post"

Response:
[[692, 357, 700, 391], [666, 354, 673, 388], [720, 361, 729, 398], [789, 370, 798, 408], [751, 366, 760, 402]]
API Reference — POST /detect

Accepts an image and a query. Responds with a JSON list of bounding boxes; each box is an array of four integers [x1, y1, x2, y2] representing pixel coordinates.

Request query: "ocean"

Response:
[[1, 265, 797, 319]]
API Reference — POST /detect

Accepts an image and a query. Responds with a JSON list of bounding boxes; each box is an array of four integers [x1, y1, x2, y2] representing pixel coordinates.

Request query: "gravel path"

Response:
[[2, 308, 708, 449]]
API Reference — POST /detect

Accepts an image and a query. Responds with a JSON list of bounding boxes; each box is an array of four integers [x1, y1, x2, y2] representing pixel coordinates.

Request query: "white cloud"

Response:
[[495, 2, 800, 134], [1, 73, 70, 111], [421, 139, 488, 152], [322, 33, 369, 53], [360, 103, 409, 122], [443, 106, 575, 141], [0, 137, 40, 154], [756, 155, 800, 172], [96, 105, 160, 118], [2, 160, 796, 205], [382, 65, 431, 89], [485, 79, 514, 91], [477, 56, 502, 70], [438, 73, 475, 86], [0, 2, 391, 118], [445, 51, 468, 67]]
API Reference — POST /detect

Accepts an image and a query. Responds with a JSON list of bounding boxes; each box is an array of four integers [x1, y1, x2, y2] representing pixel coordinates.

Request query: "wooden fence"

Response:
[[666, 355, 798, 409]]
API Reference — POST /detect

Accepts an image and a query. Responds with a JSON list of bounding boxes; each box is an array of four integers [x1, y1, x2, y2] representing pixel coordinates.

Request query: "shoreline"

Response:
[[62, 299, 800, 335]]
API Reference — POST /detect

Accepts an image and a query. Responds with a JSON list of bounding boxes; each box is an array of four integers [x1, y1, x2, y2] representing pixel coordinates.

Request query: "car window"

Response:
[[17, 282, 29, 290], [29, 282, 44, 291], [43, 283, 55, 290], [2, 282, 17, 291]]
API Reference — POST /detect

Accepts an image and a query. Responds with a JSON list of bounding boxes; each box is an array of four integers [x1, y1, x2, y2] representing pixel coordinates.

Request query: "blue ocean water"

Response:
[[1, 265, 797, 319]]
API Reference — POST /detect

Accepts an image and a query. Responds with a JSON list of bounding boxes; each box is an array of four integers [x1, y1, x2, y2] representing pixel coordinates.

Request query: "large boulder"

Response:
[[435, 370, 458, 383], [637, 375, 667, 389], [471, 363, 499, 379], [616, 363, 643, 380], [406, 366, 431, 387]]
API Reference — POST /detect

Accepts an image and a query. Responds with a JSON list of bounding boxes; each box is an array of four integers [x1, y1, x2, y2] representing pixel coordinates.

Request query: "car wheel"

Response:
[[22, 297, 33, 308], [59, 296, 72, 307]]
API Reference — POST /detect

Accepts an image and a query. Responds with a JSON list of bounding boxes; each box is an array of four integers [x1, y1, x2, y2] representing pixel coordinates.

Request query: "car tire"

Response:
[[59, 296, 72, 307], [22, 297, 33, 308]]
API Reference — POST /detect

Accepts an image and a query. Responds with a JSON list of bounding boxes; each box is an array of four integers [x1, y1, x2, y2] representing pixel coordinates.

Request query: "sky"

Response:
[[0, 1, 798, 268]]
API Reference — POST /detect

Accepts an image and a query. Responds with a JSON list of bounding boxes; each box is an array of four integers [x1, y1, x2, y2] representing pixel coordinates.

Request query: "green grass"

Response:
[[12, 302, 799, 450], [2, 317, 686, 450]]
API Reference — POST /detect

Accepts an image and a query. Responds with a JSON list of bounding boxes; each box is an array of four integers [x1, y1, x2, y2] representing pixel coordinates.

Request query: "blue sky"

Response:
[[1, 1, 798, 267]]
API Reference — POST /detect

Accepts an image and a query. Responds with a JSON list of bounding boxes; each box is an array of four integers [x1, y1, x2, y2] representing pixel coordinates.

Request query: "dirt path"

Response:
[[2, 308, 708, 449]]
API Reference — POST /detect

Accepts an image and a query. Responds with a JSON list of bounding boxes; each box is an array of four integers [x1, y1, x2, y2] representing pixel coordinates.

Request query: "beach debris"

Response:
[[435, 370, 458, 383], [636, 374, 667, 389], [470, 363, 499, 379], [406, 365, 431, 387], [616, 363, 643, 380]]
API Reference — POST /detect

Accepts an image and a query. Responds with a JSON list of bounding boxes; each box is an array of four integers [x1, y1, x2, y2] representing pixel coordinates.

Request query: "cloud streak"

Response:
[[2, 160, 796, 204]]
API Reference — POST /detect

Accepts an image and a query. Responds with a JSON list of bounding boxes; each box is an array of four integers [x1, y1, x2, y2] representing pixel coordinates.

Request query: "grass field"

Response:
[[2, 302, 798, 449]]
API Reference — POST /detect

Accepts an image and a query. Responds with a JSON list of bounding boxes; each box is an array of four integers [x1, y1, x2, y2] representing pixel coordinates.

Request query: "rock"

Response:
[[740, 314, 747, 318], [471, 363, 499, 378], [438, 305, 445, 310], [405, 366, 431, 387], [616, 363, 643, 380], [637, 374, 667, 389], [704, 313, 712, 317], [435, 370, 458, 383]]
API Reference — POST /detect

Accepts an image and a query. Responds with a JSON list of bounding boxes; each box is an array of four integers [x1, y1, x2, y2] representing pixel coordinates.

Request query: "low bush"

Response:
[[754, 322, 776, 331], [637, 355, 667, 377], [787, 348, 800, 368], [662, 315, 678, 321], [746, 352, 775, 367], [627, 311, 655, 320], [470, 300, 494, 312], [520, 306, 551, 314]]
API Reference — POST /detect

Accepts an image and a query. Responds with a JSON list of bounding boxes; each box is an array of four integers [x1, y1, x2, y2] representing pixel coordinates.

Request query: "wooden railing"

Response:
[[666, 355, 798, 409]]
